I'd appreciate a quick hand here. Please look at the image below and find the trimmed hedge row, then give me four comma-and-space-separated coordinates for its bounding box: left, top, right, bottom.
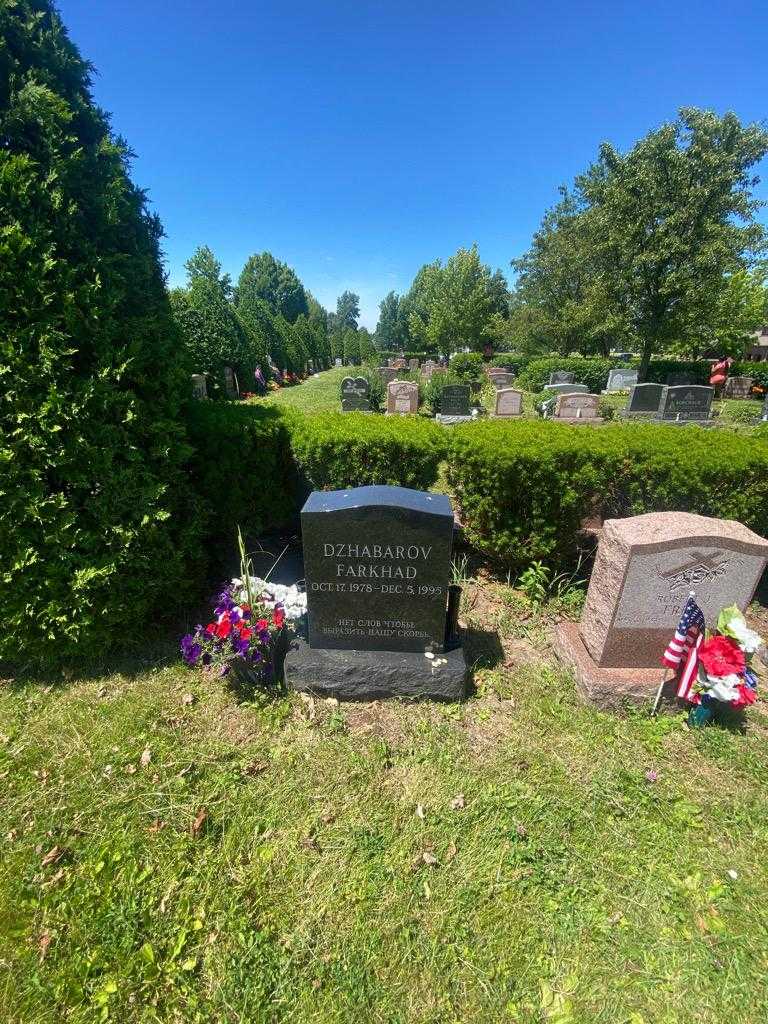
447, 420, 768, 571
186, 401, 297, 554
289, 412, 448, 491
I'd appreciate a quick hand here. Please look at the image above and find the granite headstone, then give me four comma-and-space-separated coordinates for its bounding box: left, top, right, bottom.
439, 385, 471, 417
494, 388, 522, 417
386, 380, 419, 415
191, 374, 207, 399
626, 383, 666, 416
723, 376, 753, 399
660, 385, 714, 422
550, 371, 576, 385
341, 376, 372, 412
605, 368, 638, 392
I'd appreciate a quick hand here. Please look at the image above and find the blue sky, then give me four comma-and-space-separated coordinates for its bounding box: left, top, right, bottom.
59, 0, 768, 328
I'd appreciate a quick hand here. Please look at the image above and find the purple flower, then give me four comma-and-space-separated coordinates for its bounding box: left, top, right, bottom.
180, 634, 202, 666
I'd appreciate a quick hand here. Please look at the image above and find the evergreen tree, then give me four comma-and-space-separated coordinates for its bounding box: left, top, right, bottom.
237, 251, 308, 322
0, 0, 201, 662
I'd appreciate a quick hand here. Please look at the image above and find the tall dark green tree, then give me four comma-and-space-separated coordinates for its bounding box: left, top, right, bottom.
173, 246, 252, 396
336, 290, 360, 331
237, 251, 308, 322
376, 291, 406, 350
0, 0, 201, 662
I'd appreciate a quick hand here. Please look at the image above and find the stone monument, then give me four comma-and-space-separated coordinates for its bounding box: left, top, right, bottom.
543, 383, 589, 397
555, 512, 768, 708
494, 388, 523, 418
223, 366, 238, 399
436, 384, 472, 424
191, 374, 207, 400
550, 371, 576, 385
379, 366, 398, 385
623, 383, 667, 418
604, 369, 638, 393
386, 380, 419, 415
284, 486, 468, 700
723, 376, 754, 399
341, 376, 372, 412
659, 385, 714, 422
552, 393, 603, 424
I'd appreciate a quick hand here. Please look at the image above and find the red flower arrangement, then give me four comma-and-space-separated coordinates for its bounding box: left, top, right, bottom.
698, 635, 746, 678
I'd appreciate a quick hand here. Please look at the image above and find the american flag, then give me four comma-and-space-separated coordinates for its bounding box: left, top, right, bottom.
662, 596, 706, 700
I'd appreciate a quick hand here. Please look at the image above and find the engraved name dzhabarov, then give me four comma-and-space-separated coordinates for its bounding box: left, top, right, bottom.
659, 551, 729, 592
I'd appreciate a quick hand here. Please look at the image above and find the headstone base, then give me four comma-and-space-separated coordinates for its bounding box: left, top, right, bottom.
554, 621, 674, 711
436, 414, 474, 425
284, 635, 468, 702
555, 416, 604, 425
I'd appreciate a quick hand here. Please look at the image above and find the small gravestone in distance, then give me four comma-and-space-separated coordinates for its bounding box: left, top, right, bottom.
341, 376, 372, 412
550, 370, 576, 385
392, 357, 408, 370
422, 360, 436, 378
379, 366, 398, 385
624, 383, 666, 417
543, 382, 589, 396
660, 385, 714, 422
386, 380, 418, 415
605, 368, 638, 393
284, 485, 468, 700
335, 358, 343, 367
553, 393, 603, 424
409, 358, 420, 373
555, 511, 768, 708
223, 366, 238, 399
494, 388, 522, 417
489, 371, 515, 389
666, 371, 695, 386
723, 376, 754, 399
437, 384, 472, 424
191, 374, 207, 399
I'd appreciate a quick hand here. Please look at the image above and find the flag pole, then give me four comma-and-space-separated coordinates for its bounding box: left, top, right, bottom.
651, 590, 696, 717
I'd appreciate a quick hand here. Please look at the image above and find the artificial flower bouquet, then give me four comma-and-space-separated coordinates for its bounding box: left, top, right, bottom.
688, 605, 763, 725
180, 532, 307, 686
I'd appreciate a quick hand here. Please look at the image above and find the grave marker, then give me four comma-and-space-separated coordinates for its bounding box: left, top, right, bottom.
543, 383, 589, 396
553, 393, 603, 424
191, 374, 207, 399
437, 384, 472, 423
386, 380, 419, 415
341, 376, 372, 412
723, 376, 754, 399
659, 385, 714, 422
605, 368, 638, 392
625, 383, 666, 416
284, 486, 468, 700
555, 512, 768, 707
494, 388, 522, 417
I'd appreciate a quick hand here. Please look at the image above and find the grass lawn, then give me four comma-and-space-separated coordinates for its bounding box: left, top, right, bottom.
2, 577, 768, 1023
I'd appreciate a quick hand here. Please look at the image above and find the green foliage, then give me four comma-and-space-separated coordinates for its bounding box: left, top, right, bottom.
516, 356, 623, 392
423, 370, 462, 412
185, 403, 296, 567
289, 413, 447, 490
449, 352, 485, 384
376, 291, 408, 350
172, 247, 253, 395
717, 399, 763, 425
488, 352, 535, 375
335, 291, 360, 331
0, 0, 202, 665
358, 365, 386, 410
447, 420, 768, 571
235, 251, 308, 322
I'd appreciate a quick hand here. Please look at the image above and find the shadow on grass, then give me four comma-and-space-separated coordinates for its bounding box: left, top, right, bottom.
462, 623, 505, 698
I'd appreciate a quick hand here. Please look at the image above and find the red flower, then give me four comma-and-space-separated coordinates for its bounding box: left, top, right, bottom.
273, 608, 285, 629
732, 684, 757, 709
205, 623, 216, 636
255, 618, 268, 632
239, 627, 252, 642
215, 619, 232, 639
699, 635, 746, 678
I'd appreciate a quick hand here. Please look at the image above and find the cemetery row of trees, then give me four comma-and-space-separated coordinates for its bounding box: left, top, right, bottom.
170, 248, 382, 394
376, 110, 768, 374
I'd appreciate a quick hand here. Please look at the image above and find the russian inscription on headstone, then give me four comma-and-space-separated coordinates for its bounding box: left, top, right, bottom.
660, 385, 713, 422
284, 486, 468, 700
494, 388, 522, 417
341, 376, 372, 411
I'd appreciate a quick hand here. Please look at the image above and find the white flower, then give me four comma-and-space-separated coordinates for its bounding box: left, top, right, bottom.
727, 617, 763, 654
703, 673, 741, 703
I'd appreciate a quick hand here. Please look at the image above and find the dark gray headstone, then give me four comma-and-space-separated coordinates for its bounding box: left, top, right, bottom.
440, 385, 471, 416
666, 372, 695, 386
490, 371, 515, 389
341, 376, 371, 412
627, 383, 666, 414
301, 486, 454, 653
660, 385, 714, 421
550, 371, 576, 384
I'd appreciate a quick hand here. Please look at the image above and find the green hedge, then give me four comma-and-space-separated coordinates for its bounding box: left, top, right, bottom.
516, 356, 628, 393
488, 353, 537, 376
186, 402, 297, 556
289, 412, 447, 490
447, 421, 768, 571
